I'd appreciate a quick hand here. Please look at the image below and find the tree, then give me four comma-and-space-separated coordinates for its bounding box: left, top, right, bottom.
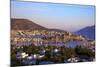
75, 46, 95, 58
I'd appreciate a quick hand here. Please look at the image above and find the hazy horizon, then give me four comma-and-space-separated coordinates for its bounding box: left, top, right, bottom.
11, 1, 95, 32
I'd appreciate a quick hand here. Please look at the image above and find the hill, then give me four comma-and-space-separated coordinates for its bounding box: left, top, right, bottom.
75, 25, 95, 40
11, 18, 47, 30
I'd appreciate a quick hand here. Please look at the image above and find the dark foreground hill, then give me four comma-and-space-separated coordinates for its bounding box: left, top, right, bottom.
11, 18, 47, 30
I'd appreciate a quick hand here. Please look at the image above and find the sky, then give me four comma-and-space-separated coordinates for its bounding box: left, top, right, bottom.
11, 1, 95, 32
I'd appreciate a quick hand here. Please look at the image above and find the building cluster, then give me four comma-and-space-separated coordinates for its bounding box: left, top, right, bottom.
11, 30, 85, 47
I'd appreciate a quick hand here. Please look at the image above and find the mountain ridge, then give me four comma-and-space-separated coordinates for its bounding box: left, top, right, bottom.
11, 18, 47, 30
11, 18, 67, 32
75, 25, 95, 40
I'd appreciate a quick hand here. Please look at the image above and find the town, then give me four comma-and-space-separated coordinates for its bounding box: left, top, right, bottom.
11, 29, 95, 66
